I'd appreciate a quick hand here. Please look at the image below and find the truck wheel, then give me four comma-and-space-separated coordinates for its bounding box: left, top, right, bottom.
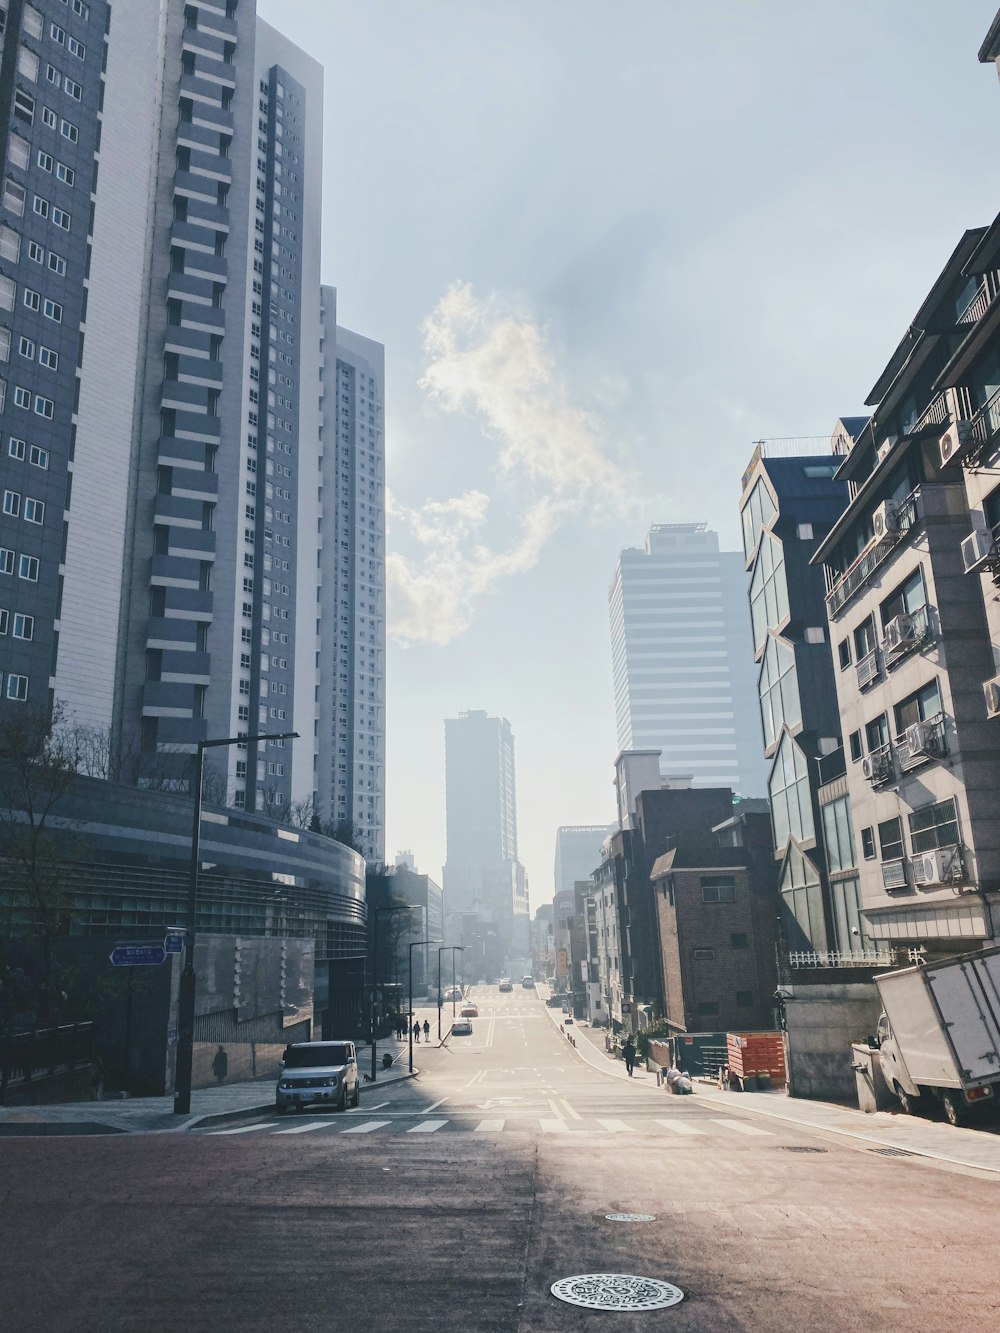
895, 1085, 917, 1115
941, 1091, 963, 1126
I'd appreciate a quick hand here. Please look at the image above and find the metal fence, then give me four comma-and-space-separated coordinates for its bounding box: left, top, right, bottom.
0, 1021, 95, 1103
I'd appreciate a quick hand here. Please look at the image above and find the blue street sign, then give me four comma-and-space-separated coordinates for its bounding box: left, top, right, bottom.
109, 945, 166, 967
164, 934, 184, 955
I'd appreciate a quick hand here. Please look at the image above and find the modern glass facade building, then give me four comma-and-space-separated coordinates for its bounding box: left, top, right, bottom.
609, 523, 767, 796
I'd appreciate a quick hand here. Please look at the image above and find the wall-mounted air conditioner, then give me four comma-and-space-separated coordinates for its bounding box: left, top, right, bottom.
882, 613, 916, 654
871, 500, 900, 541
985, 676, 1000, 719
862, 751, 891, 783
939, 420, 974, 468
911, 847, 959, 887
961, 524, 995, 575
904, 719, 941, 758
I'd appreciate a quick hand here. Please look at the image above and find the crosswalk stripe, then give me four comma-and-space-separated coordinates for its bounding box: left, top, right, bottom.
407, 1119, 447, 1133
474, 1119, 505, 1132
539, 1118, 569, 1133
654, 1119, 705, 1136
272, 1120, 331, 1135
596, 1118, 633, 1133
341, 1120, 391, 1134
710, 1118, 773, 1137
206, 1124, 269, 1136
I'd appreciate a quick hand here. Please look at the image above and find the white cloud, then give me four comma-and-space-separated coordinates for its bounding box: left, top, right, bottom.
388, 283, 626, 646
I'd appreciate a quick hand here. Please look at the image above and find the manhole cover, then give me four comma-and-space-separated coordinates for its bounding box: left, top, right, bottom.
551, 1274, 684, 1311
605, 1212, 656, 1222
869, 1147, 913, 1157
780, 1146, 827, 1153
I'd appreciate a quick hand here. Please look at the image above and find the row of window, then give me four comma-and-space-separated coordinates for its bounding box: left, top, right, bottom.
2, 490, 44, 523
0, 223, 68, 277
0, 609, 34, 639
11, 91, 79, 142
2, 672, 29, 701
7, 437, 49, 468
50, 22, 86, 59
847, 677, 942, 758
0, 272, 64, 322
838, 566, 926, 668
859, 796, 959, 862
0, 549, 39, 580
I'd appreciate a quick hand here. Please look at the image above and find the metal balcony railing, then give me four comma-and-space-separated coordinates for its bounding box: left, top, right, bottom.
966, 384, 1000, 466
786, 949, 892, 969
895, 712, 947, 773
882, 603, 932, 668
957, 271, 1000, 326
856, 648, 880, 690
865, 742, 894, 788
826, 490, 920, 619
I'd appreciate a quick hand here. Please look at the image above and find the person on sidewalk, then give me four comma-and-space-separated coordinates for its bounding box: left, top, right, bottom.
413, 1020, 421, 1044
622, 1035, 636, 1077
423, 1019, 431, 1044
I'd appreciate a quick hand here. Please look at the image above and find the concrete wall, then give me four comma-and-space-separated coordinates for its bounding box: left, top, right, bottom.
781, 981, 883, 1101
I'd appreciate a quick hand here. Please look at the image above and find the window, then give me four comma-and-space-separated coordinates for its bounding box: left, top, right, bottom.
23, 288, 40, 311
67, 35, 85, 59
860, 827, 876, 860
804, 626, 825, 644
37, 150, 53, 172
769, 731, 815, 845
736, 991, 754, 1008
33, 394, 53, 418
55, 162, 74, 186
59, 119, 78, 143
822, 795, 856, 873
46, 64, 61, 87
797, 522, 814, 540
13, 90, 36, 125
6, 674, 28, 701
0, 226, 21, 263
42, 298, 61, 321
730, 932, 748, 949
3, 490, 20, 516
29, 444, 48, 468
72, 0, 90, 18
51, 207, 70, 231
41, 106, 56, 129
38, 346, 57, 370
881, 566, 926, 629
12, 613, 33, 640
909, 798, 960, 854
749, 530, 788, 648
7, 136, 30, 171
3, 179, 26, 216
0, 548, 12, 575
758, 634, 800, 748
51, 22, 66, 44
0, 328, 9, 362
27, 239, 44, 264
63, 77, 81, 101
18, 335, 34, 360
47, 251, 66, 276
854, 614, 877, 661
9, 438, 26, 460
701, 876, 736, 904
22, 5, 43, 39
0, 277, 14, 314
878, 817, 904, 862
18, 554, 38, 580
13, 386, 30, 409
24, 497, 43, 523
18, 47, 40, 83
0, 610, 7, 634
894, 679, 942, 734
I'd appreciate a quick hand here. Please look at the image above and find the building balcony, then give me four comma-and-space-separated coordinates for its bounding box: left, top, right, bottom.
170, 467, 219, 502
882, 603, 933, 668
862, 743, 894, 788
146, 616, 199, 650
167, 268, 215, 306
894, 712, 947, 774
956, 270, 1000, 326
158, 437, 214, 471
856, 648, 880, 691
184, 200, 231, 234
163, 587, 213, 621
826, 489, 920, 619
174, 411, 221, 444
161, 650, 211, 685
166, 528, 215, 562
150, 554, 202, 591
141, 680, 196, 718
176, 355, 223, 388
153, 494, 204, 529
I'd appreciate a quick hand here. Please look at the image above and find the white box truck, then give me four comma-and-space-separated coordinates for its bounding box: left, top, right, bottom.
875, 944, 1000, 1125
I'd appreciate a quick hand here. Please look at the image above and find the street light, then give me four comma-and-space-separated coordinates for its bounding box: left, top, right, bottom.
370, 904, 416, 1082
173, 729, 299, 1115
437, 946, 463, 1042
408, 938, 440, 1073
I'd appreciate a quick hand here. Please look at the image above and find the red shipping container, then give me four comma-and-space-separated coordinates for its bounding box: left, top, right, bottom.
726, 1031, 786, 1082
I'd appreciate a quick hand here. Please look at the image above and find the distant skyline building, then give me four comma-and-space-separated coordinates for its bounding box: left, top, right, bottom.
553, 824, 615, 902
609, 524, 767, 796
443, 709, 529, 961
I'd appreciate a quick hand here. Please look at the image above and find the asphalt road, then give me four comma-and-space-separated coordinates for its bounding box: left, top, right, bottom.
3, 986, 999, 1332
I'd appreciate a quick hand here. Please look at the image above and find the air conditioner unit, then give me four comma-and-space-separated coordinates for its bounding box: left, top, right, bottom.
862, 752, 890, 783
911, 847, 958, 887
883, 613, 917, 653
904, 719, 941, 758
961, 525, 995, 575
939, 420, 974, 468
871, 500, 900, 541
984, 676, 1000, 719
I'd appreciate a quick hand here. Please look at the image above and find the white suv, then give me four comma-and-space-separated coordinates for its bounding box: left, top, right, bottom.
275, 1040, 360, 1114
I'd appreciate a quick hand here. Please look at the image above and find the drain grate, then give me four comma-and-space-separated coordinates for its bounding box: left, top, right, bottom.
551, 1275, 684, 1311
605, 1213, 656, 1222
780, 1146, 827, 1153
869, 1147, 913, 1157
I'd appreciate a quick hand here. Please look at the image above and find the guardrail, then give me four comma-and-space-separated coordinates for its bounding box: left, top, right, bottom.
0, 1021, 95, 1104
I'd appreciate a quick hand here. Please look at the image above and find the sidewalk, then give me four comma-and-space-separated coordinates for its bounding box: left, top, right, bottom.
555, 1002, 1000, 1178
0, 1035, 417, 1136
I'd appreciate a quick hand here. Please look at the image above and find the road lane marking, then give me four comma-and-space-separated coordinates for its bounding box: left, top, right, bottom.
546, 1098, 565, 1121
206, 1123, 270, 1135
272, 1120, 332, 1135
474, 1119, 505, 1132
596, 1118, 633, 1133
710, 1118, 773, 1137
341, 1120, 391, 1134
423, 1097, 448, 1113
654, 1119, 706, 1136
407, 1119, 447, 1133
349, 1102, 387, 1113
540, 1118, 569, 1133
561, 1099, 582, 1121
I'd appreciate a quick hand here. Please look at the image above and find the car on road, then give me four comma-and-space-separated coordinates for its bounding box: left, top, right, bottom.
499, 978, 513, 992
451, 1018, 473, 1036
443, 986, 463, 1002
521, 975, 535, 988
275, 1040, 360, 1114
461, 1003, 479, 1017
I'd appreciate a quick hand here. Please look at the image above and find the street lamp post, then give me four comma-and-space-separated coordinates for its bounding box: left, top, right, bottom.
173, 730, 298, 1115
370, 905, 415, 1082
408, 939, 440, 1073
437, 946, 463, 1041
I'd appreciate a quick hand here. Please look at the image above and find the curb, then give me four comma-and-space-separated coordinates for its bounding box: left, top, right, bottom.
188, 1068, 421, 1131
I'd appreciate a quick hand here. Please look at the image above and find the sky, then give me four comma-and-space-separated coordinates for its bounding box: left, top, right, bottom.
262, 0, 1000, 909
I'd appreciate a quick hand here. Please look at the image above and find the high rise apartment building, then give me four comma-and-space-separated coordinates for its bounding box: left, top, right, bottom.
609, 524, 767, 796
443, 709, 528, 959
553, 823, 615, 901
316, 292, 385, 863
0, 0, 384, 839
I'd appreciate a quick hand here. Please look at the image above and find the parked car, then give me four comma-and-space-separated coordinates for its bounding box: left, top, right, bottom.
451, 1018, 473, 1036
275, 1040, 360, 1114
461, 1003, 479, 1018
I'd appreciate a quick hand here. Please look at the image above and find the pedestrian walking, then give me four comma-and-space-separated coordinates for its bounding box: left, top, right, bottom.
622, 1035, 636, 1077
422, 1019, 430, 1044
413, 1020, 421, 1043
